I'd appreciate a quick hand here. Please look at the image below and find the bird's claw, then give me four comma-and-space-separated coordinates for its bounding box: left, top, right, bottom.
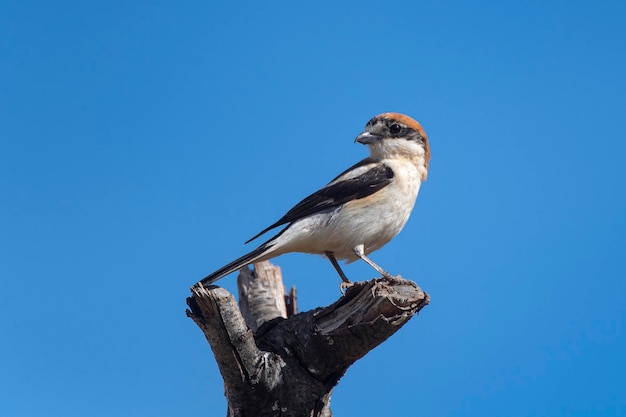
339, 280, 355, 295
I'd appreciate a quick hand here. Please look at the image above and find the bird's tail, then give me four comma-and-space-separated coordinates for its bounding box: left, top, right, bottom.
198, 243, 274, 287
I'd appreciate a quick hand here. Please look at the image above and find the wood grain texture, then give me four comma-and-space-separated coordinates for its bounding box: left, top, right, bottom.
186, 261, 429, 417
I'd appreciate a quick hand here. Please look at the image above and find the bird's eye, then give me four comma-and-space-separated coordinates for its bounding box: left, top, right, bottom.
389, 123, 402, 135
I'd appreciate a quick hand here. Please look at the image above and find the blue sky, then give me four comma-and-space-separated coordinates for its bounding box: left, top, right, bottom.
2, 1, 625, 416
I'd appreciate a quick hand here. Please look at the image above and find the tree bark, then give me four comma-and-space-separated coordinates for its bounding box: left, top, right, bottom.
186, 261, 429, 417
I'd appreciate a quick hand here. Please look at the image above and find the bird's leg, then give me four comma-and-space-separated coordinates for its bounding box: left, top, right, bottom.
325, 251, 351, 282
325, 251, 354, 293
353, 244, 395, 279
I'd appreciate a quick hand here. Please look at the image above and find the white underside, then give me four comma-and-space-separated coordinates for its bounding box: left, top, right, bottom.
263, 158, 422, 262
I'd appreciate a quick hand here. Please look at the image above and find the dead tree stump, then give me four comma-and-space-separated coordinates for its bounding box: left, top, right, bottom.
186, 260, 429, 417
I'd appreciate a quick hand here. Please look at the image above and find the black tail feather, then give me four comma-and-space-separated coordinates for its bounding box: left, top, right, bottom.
199, 244, 270, 287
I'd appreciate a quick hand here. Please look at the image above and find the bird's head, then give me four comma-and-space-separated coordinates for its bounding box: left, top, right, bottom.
355, 112, 430, 180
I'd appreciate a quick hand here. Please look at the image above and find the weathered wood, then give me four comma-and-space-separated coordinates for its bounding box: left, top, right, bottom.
286, 285, 298, 317
186, 261, 429, 417
237, 262, 288, 331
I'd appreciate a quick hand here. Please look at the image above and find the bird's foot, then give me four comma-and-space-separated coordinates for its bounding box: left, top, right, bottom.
339, 280, 355, 295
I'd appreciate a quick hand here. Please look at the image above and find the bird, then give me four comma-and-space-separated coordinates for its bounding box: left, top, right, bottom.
198, 112, 430, 288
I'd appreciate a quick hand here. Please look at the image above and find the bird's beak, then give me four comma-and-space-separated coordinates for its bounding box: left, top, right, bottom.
354, 131, 383, 145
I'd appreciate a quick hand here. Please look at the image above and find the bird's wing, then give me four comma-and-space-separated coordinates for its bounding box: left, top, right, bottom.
245, 161, 394, 244
328, 157, 377, 183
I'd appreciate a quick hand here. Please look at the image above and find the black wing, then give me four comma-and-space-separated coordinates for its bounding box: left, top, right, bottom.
245, 162, 394, 244
328, 157, 376, 182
